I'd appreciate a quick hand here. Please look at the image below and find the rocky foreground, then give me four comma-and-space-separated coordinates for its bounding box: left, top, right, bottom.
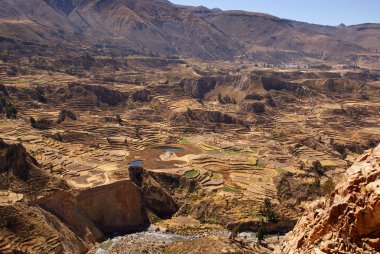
280, 145, 380, 254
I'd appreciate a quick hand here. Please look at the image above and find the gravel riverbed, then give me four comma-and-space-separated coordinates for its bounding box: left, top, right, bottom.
94, 226, 258, 254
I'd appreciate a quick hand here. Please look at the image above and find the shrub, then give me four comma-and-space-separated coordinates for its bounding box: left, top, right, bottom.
251, 102, 265, 114
57, 109, 77, 123
229, 224, 240, 241
218, 93, 237, 105
306, 177, 321, 196
35, 86, 47, 103
135, 126, 141, 139
1, 49, 9, 61
5, 103, 17, 118
116, 114, 122, 125
260, 198, 279, 223
310, 160, 325, 176
0, 96, 6, 111
6, 66, 17, 76
257, 226, 267, 243
186, 107, 195, 120
30, 117, 36, 126
321, 178, 335, 196
30, 117, 52, 130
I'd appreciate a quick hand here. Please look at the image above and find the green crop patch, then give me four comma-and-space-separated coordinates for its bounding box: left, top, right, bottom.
257, 161, 265, 168
223, 186, 242, 193
184, 169, 199, 178
247, 156, 258, 165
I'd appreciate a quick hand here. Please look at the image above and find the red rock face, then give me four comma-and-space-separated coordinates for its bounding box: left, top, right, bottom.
281, 145, 380, 254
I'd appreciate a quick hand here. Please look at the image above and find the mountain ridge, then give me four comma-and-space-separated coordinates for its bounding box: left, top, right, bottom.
0, 0, 380, 64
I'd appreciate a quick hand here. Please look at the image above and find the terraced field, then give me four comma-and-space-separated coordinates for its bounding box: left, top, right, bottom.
1, 57, 379, 253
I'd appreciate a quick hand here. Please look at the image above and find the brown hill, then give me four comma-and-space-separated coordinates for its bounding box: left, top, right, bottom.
0, 0, 379, 63
0, 0, 237, 59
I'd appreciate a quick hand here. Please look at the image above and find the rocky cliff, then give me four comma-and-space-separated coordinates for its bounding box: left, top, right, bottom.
129, 166, 181, 219
37, 180, 149, 238
280, 144, 380, 254
0, 139, 151, 253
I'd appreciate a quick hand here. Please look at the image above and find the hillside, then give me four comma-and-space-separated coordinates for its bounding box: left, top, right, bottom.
0, 0, 380, 64
0, 0, 237, 59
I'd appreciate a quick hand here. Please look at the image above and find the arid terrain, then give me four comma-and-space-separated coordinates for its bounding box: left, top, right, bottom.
0, 0, 380, 254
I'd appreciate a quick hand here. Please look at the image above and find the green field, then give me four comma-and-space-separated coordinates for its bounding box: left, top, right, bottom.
211, 173, 222, 179
223, 186, 242, 193
247, 156, 258, 165
257, 161, 265, 168
276, 167, 288, 174
184, 169, 199, 178
179, 138, 191, 145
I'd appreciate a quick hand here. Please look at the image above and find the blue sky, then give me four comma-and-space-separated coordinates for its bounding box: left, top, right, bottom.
171, 0, 380, 26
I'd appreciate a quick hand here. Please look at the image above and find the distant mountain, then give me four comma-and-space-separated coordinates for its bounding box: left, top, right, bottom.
0, 0, 379, 63
191, 9, 380, 61
0, 0, 237, 59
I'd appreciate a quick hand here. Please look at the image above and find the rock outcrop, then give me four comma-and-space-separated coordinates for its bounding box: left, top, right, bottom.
129, 166, 179, 219
180, 77, 218, 99
170, 108, 243, 126
0, 138, 66, 195
57, 109, 77, 123
37, 180, 149, 238
0, 140, 34, 181
76, 180, 149, 234
67, 83, 129, 106
281, 144, 380, 254
130, 89, 151, 102
240, 101, 266, 114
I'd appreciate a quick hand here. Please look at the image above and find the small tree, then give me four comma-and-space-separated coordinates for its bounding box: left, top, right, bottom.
229, 224, 240, 241
307, 177, 321, 196
30, 117, 36, 127
0, 96, 6, 111
30, 117, 52, 129
218, 93, 236, 105
1, 49, 9, 61
5, 103, 17, 118
187, 107, 194, 120
36, 86, 47, 103
7, 66, 18, 76
321, 178, 335, 196
257, 226, 267, 243
135, 126, 141, 139
260, 198, 279, 223
116, 114, 122, 125
310, 160, 324, 176
218, 93, 223, 104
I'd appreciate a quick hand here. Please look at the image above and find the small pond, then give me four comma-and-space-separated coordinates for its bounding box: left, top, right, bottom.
153, 146, 183, 152
128, 160, 143, 166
